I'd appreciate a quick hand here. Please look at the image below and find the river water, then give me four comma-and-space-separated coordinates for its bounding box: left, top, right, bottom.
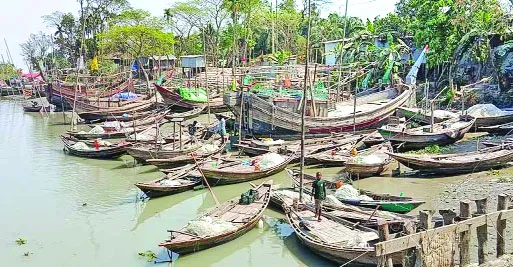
0, 99, 493, 267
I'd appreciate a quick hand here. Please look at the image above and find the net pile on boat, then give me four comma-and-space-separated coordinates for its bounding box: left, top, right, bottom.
197, 143, 219, 154
185, 216, 237, 237
97, 140, 112, 146
127, 133, 152, 141
159, 179, 182, 186
273, 189, 299, 200
103, 121, 121, 130
350, 154, 385, 165
466, 104, 509, 117
258, 153, 285, 170
346, 232, 380, 248
325, 195, 344, 206
259, 138, 285, 146
433, 110, 458, 119
89, 125, 106, 134
334, 185, 373, 201
71, 142, 90, 150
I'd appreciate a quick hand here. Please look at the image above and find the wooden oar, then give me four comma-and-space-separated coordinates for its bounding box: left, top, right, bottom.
191, 153, 220, 206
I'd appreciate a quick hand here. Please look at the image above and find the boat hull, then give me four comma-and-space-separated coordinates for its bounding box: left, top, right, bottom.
228, 86, 413, 136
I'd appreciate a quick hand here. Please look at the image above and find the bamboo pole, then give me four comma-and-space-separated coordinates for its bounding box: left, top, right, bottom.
203, 29, 210, 124
191, 154, 220, 206
299, 0, 312, 203
459, 200, 471, 266
497, 194, 509, 257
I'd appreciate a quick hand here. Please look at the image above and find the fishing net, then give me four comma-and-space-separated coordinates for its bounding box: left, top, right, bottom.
104, 121, 121, 130
258, 153, 285, 170
350, 154, 384, 165
334, 185, 373, 201
71, 142, 90, 150
197, 143, 219, 154
347, 232, 380, 248
466, 104, 508, 117
160, 179, 182, 186
89, 125, 106, 134
273, 189, 299, 200
185, 216, 237, 237
325, 195, 344, 206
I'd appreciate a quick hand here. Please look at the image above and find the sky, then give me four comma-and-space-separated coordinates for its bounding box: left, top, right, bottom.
0, 0, 395, 71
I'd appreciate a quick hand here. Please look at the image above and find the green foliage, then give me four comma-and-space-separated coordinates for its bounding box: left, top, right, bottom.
0, 64, 17, 80
99, 9, 174, 59
15, 238, 27, 245
406, 144, 454, 154
396, 0, 505, 66
138, 250, 157, 262
497, 176, 513, 183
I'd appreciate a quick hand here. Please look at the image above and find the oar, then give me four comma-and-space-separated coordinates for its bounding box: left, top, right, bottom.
191, 153, 220, 206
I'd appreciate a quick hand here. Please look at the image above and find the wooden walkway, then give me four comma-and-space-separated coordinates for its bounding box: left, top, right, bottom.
375, 195, 513, 266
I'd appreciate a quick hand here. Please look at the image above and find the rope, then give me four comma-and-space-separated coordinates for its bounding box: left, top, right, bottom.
339, 251, 369, 267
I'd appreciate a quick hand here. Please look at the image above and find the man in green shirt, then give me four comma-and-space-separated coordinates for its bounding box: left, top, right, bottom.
312, 172, 326, 222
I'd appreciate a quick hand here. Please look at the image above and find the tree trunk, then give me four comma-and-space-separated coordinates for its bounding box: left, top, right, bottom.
137, 59, 151, 90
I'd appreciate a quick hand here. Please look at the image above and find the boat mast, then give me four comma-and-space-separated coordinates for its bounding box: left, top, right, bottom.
299, 0, 312, 203
71, 0, 87, 130
335, 0, 349, 103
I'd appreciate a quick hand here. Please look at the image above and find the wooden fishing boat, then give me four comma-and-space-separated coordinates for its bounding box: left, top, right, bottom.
361, 131, 385, 147
165, 106, 205, 120
87, 111, 167, 131
286, 206, 399, 265
159, 180, 273, 254
146, 138, 227, 169
155, 84, 225, 110
77, 98, 155, 122
395, 106, 457, 124
226, 85, 413, 135
60, 135, 132, 159
135, 165, 201, 198
126, 128, 217, 162
67, 121, 163, 140
378, 117, 475, 150
271, 187, 415, 231
462, 112, 513, 128
287, 169, 424, 213
343, 143, 393, 177
305, 142, 355, 166
200, 153, 295, 185
388, 145, 513, 174
236, 133, 363, 157
23, 105, 43, 112
479, 122, 513, 135
47, 77, 133, 111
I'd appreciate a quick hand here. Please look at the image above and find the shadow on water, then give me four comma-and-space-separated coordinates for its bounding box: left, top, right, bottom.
132, 190, 206, 231
265, 216, 337, 267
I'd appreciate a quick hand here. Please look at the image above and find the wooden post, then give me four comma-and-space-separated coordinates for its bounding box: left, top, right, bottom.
475, 198, 488, 264
439, 209, 457, 225
172, 121, 176, 151
459, 200, 471, 266
497, 194, 509, 257
179, 121, 183, 150
378, 221, 393, 267
430, 100, 435, 133
403, 220, 417, 267
418, 210, 433, 230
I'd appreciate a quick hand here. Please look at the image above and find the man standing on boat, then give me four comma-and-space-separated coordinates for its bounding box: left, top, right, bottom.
312, 172, 326, 222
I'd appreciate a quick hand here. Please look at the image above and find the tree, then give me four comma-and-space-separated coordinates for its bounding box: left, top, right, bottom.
20, 32, 53, 80
99, 9, 174, 87
0, 63, 17, 80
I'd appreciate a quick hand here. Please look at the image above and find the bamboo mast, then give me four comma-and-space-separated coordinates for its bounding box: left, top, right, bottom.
71, 0, 87, 131
299, 0, 312, 203
202, 28, 210, 124
335, 0, 349, 102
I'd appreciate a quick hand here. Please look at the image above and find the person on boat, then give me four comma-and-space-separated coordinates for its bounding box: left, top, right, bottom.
216, 115, 227, 141
188, 121, 198, 143
312, 172, 327, 222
